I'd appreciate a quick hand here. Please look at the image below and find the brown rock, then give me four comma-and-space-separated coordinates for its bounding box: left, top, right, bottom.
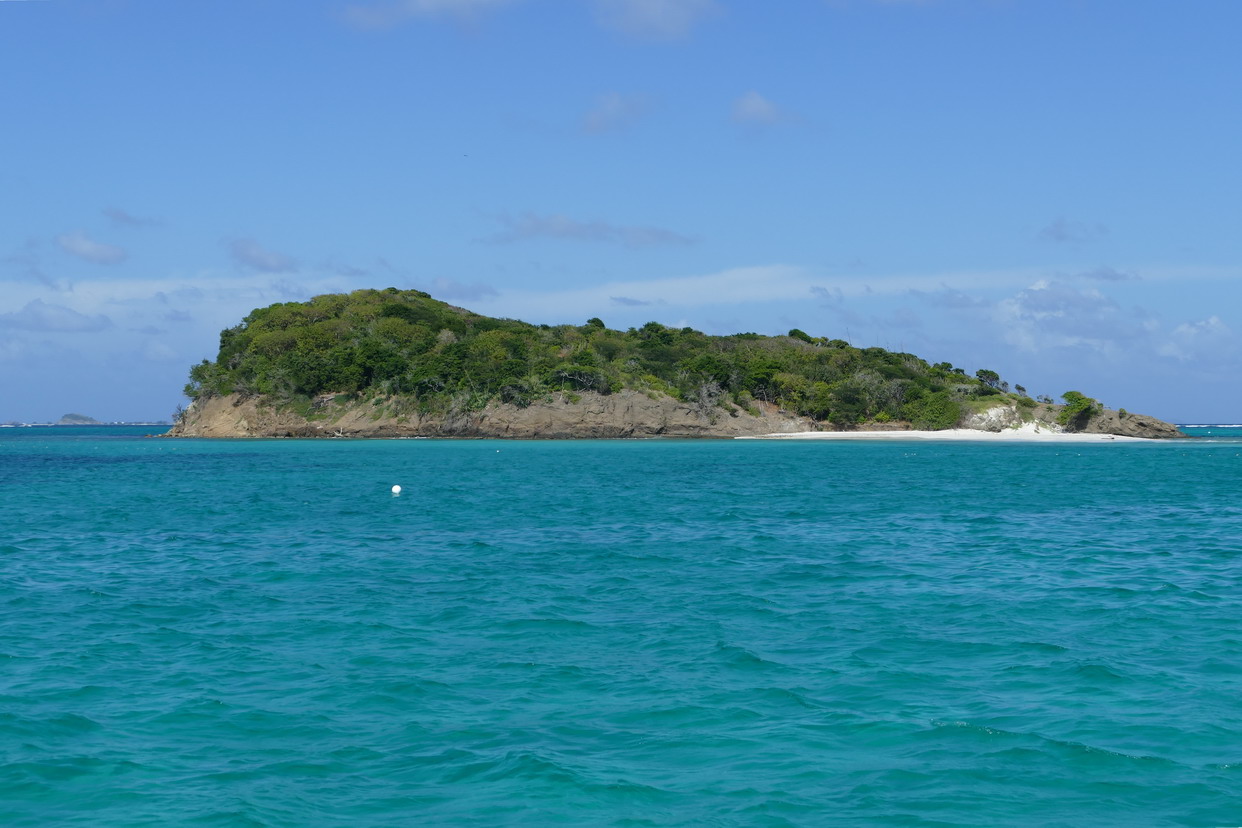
167, 390, 820, 439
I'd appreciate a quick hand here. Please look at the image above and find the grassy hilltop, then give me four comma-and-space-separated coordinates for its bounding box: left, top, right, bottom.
184, 287, 1061, 431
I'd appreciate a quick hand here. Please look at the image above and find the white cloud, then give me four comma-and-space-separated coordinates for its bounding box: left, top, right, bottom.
229, 238, 297, 273
1007, 279, 1114, 317
583, 92, 649, 134
1174, 315, 1230, 338
593, 0, 718, 39
1158, 315, 1233, 361
344, 0, 515, 29
56, 231, 127, 265
992, 279, 1166, 362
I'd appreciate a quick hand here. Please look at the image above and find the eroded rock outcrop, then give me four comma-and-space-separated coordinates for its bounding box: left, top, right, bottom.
168, 390, 821, 439
960, 402, 1186, 439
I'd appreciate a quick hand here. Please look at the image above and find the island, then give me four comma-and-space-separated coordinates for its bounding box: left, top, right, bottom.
168, 288, 1185, 440
57, 413, 102, 425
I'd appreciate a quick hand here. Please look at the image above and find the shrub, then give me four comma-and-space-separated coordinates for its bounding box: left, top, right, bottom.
902, 391, 961, 430
1057, 391, 1099, 430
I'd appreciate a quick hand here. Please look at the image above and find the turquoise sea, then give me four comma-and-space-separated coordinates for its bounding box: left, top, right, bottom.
3, 425, 1242, 826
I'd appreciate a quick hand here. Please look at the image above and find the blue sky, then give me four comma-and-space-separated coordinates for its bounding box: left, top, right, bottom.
2, 0, 1239, 423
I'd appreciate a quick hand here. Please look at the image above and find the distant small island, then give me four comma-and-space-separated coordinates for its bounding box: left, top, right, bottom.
170, 288, 1186, 440
1, 415, 169, 428
57, 413, 101, 426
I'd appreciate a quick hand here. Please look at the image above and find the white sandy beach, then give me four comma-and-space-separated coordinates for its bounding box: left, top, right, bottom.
743, 422, 1153, 442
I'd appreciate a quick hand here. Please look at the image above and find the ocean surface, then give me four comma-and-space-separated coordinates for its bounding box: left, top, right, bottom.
3, 425, 1242, 827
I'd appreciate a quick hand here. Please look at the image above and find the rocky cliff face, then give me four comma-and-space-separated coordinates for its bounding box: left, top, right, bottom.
169, 393, 1188, 440
959, 402, 1187, 439
1077, 407, 1188, 439
168, 390, 821, 439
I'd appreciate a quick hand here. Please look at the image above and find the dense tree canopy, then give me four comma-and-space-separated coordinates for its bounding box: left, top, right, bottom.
184, 288, 1029, 428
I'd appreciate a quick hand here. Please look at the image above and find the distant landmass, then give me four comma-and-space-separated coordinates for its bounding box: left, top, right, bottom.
0, 418, 169, 428
169, 288, 1186, 440
57, 413, 101, 425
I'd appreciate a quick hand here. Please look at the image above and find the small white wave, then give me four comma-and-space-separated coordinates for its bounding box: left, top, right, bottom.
1179, 424, 1242, 429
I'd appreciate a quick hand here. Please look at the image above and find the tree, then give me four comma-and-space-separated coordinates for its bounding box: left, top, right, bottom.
902, 391, 961, 430
975, 369, 1001, 389
1057, 391, 1099, 431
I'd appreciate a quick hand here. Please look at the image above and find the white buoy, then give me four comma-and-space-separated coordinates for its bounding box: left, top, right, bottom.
391, 485, 402, 495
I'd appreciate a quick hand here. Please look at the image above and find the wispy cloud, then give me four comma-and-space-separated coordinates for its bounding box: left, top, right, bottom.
344, 0, 716, 38
1007, 279, 1115, 317
823, 0, 935, 7
593, 0, 719, 39
810, 285, 867, 326
56, 231, 127, 265
103, 206, 159, 227
344, 0, 515, 29
485, 212, 695, 248
464, 264, 1073, 326
2, 243, 61, 289
583, 92, 650, 134
908, 285, 989, 308
423, 277, 498, 302
229, 238, 297, 273
470, 265, 822, 323
1038, 217, 1108, 244
731, 90, 785, 125
994, 279, 1145, 356
1158, 315, 1233, 361
1076, 266, 1138, 282
0, 299, 112, 333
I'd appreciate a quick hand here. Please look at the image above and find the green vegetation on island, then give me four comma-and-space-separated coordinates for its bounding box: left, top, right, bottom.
56, 413, 101, 426
183, 288, 1068, 430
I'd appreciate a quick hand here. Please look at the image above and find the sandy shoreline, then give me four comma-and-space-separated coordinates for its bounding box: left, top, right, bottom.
742, 423, 1154, 443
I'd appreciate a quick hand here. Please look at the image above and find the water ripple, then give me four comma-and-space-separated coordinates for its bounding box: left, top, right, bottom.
3, 433, 1242, 824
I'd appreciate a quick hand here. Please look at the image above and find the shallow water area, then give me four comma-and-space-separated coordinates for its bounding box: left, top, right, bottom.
2, 426, 1242, 826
